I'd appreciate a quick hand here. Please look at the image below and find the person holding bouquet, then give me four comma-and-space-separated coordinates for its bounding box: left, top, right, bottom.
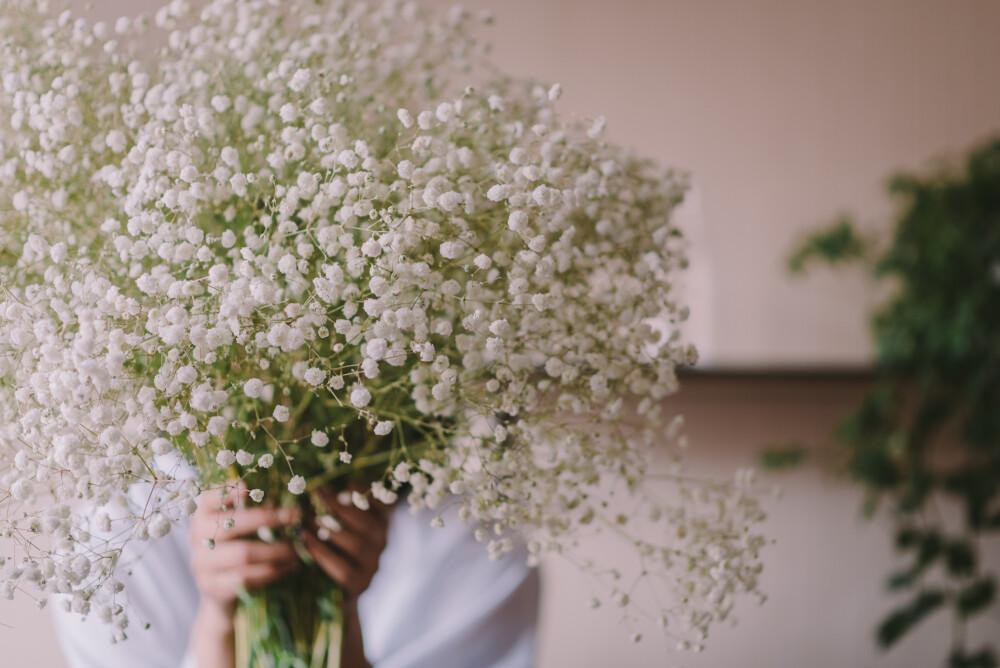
54, 482, 540, 668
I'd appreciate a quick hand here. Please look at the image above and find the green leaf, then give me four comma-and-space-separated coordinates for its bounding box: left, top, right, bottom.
850, 444, 901, 490
886, 570, 917, 591
894, 527, 922, 550
956, 578, 996, 619
886, 531, 943, 590
860, 491, 882, 519
876, 590, 946, 649
758, 444, 807, 471
944, 541, 977, 577
949, 647, 999, 668
788, 217, 869, 274
897, 468, 933, 513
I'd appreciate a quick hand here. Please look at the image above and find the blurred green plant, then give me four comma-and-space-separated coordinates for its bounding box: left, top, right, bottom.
758, 443, 808, 471
788, 216, 871, 274
790, 138, 1000, 667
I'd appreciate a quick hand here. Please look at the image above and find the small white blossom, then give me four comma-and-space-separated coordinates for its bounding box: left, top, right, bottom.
207, 416, 227, 436
12, 191, 29, 211
350, 386, 372, 407
508, 210, 528, 233
288, 475, 307, 495
211, 95, 232, 112
588, 115, 607, 139
279, 103, 298, 123
151, 438, 172, 455
216, 450, 237, 467
289, 68, 311, 92
220, 147, 239, 167
361, 237, 381, 257
148, 515, 172, 538
489, 319, 512, 337
435, 102, 455, 123
417, 110, 435, 130
179, 165, 199, 183
106, 130, 127, 153
304, 367, 325, 386
351, 491, 370, 510
230, 173, 248, 195
486, 184, 507, 202
437, 192, 462, 212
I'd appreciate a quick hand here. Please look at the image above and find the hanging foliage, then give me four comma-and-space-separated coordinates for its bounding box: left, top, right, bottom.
790, 137, 1000, 667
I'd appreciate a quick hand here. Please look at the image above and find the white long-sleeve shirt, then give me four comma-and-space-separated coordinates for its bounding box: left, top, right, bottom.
52, 502, 540, 668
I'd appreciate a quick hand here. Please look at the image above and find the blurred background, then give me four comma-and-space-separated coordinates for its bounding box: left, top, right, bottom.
4, 1, 1000, 666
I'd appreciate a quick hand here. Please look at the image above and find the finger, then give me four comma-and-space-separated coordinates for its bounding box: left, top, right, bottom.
301, 530, 360, 587
308, 520, 368, 564
217, 506, 300, 539
192, 539, 298, 570
197, 482, 248, 511
314, 509, 388, 554
315, 485, 390, 517
195, 506, 300, 540
240, 559, 301, 589
345, 483, 394, 518
314, 488, 389, 534
205, 559, 300, 597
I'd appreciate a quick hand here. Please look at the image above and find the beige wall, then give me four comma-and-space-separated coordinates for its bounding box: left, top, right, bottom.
448, 0, 1000, 367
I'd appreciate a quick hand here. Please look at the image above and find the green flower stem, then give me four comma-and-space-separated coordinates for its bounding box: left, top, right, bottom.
235, 562, 343, 668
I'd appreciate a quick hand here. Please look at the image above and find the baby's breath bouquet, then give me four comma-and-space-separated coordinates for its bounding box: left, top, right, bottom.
0, 0, 767, 662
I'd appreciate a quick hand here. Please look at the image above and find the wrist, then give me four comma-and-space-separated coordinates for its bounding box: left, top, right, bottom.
340, 596, 370, 668
188, 599, 237, 668
194, 599, 236, 637
341, 594, 360, 615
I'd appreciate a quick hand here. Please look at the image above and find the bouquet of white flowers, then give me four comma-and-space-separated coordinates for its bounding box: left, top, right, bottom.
0, 0, 766, 663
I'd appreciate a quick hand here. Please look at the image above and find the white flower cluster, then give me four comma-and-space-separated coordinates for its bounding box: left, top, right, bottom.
0, 0, 765, 647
